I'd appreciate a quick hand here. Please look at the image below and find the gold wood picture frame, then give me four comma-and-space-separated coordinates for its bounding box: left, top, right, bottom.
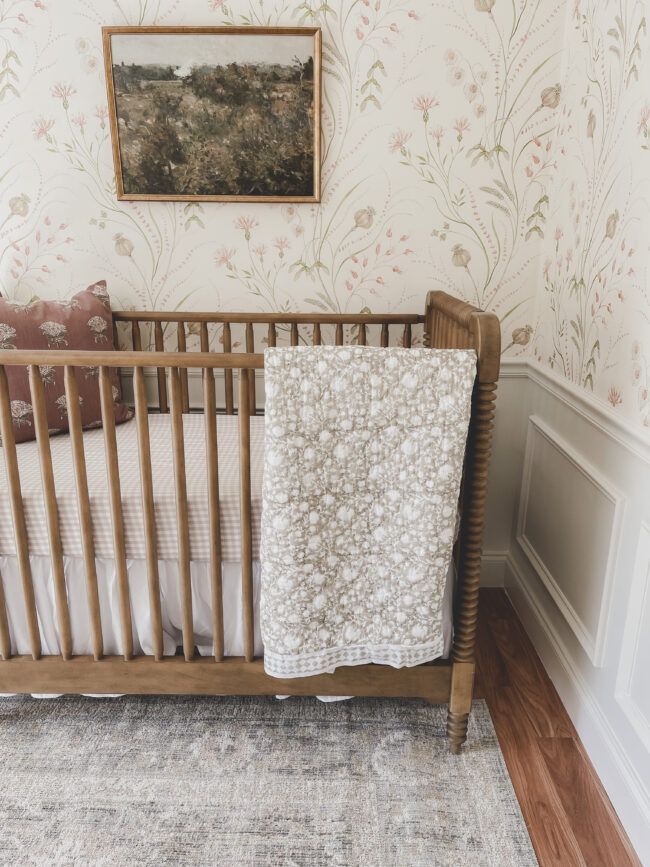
102, 26, 322, 203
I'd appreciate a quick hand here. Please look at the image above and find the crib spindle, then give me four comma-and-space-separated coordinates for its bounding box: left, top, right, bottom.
177, 324, 190, 413
154, 321, 169, 413
170, 367, 194, 662
222, 323, 234, 415
0, 565, 11, 659
29, 365, 72, 660
381, 323, 389, 347
403, 323, 412, 348
357, 323, 367, 345
64, 366, 103, 661
99, 366, 134, 661
202, 365, 224, 662
313, 323, 321, 345
199, 322, 209, 353
238, 369, 255, 662
245, 323, 256, 416
0, 366, 41, 659
131, 320, 142, 351
290, 322, 299, 346
267, 323, 276, 348
335, 323, 343, 345
133, 365, 164, 662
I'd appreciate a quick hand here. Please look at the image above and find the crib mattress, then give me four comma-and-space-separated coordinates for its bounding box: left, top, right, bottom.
0, 414, 264, 561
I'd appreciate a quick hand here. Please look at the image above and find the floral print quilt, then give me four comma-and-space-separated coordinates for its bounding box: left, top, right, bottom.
260, 345, 476, 678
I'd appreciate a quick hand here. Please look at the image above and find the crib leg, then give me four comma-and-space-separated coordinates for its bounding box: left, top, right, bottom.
447, 661, 475, 754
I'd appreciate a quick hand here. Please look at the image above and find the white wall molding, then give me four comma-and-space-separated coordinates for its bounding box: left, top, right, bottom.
515, 415, 625, 667
615, 522, 650, 752
524, 359, 650, 465
506, 549, 650, 864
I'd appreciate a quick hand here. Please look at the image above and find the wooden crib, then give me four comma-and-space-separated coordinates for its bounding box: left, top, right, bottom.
0, 290, 499, 753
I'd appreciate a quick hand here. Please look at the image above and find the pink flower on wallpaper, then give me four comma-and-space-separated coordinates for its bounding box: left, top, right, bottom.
215, 247, 235, 267
253, 245, 267, 260
637, 104, 650, 137
413, 95, 438, 113
234, 216, 258, 240
51, 83, 75, 103
209, 0, 225, 8
72, 114, 87, 131
607, 387, 623, 408
453, 117, 470, 140
273, 237, 290, 258
430, 126, 445, 143
444, 49, 459, 66
32, 117, 54, 140
448, 67, 466, 86
389, 129, 412, 153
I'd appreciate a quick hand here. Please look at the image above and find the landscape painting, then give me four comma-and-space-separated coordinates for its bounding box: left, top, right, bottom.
102, 27, 321, 202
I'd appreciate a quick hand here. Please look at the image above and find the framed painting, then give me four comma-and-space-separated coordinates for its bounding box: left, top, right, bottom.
102, 26, 321, 202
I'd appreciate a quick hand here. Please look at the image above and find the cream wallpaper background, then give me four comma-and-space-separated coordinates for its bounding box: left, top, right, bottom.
533, 0, 650, 428
0, 0, 648, 427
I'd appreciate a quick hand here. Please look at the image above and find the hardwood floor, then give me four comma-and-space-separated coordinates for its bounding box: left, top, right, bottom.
475, 589, 640, 867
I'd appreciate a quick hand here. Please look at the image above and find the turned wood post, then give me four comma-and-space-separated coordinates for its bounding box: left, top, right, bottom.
425, 292, 501, 754
448, 310, 500, 753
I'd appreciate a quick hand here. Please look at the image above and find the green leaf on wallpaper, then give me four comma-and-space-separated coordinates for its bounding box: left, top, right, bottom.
525, 226, 543, 240
305, 298, 329, 312
0, 83, 19, 100
607, 28, 619, 38
627, 65, 638, 84
487, 200, 510, 216
495, 180, 516, 202
570, 319, 581, 337
571, 336, 580, 354
609, 45, 621, 56
615, 15, 625, 37
480, 186, 504, 199
360, 94, 380, 111
592, 339, 600, 358
584, 373, 594, 390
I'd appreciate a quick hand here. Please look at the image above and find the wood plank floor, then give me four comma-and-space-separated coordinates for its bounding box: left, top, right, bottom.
475, 589, 640, 867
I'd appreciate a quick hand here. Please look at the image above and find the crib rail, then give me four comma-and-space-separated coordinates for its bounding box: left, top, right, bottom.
115, 310, 424, 415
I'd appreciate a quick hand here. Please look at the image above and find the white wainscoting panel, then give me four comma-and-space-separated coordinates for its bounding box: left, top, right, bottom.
516, 415, 625, 666
616, 522, 650, 751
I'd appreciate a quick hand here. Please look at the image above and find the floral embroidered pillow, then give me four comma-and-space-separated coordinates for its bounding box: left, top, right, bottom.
0, 281, 132, 444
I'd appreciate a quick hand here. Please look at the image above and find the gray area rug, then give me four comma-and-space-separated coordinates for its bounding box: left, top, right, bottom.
0, 695, 536, 866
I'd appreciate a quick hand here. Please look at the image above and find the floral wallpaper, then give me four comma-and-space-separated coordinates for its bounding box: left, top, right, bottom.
0, 0, 564, 349
533, 0, 650, 428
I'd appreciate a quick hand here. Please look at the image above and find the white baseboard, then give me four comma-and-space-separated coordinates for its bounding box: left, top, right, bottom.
505, 550, 650, 864
480, 550, 509, 587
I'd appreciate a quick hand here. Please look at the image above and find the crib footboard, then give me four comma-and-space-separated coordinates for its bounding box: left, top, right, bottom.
0, 294, 500, 754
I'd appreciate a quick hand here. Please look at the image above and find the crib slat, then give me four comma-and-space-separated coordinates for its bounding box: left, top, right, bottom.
312, 323, 321, 345
335, 323, 343, 345
154, 321, 169, 413
290, 322, 299, 346
98, 367, 134, 661
170, 367, 194, 662
131, 320, 142, 351
238, 370, 254, 662
403, 323, 412, 348
64, 366, 103, 661
177, 325, 190, 413
0, 366, 41, 659
245, 323, 256, 416
357, 323, 367, 346
267, 323, 276, 348
381, 323, 389, 347
199, 322, 209, 354
0, 564, 11, 659
202, 365, 224, 662
133, 365, 164, 662
222, 323, 234, 415
29, 365, 72, 660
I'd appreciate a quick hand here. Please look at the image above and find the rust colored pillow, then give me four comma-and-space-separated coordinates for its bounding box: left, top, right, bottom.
0, 281, 132, 444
